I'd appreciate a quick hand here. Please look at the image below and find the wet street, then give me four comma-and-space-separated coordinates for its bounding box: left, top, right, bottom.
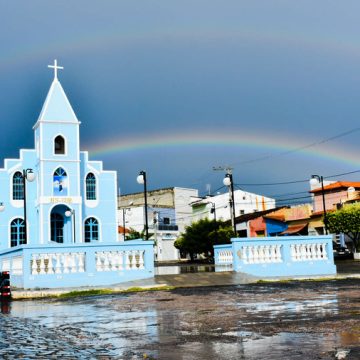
1, 278, 360, 359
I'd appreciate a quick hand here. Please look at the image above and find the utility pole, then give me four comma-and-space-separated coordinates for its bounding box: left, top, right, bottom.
213, 166, 237, 235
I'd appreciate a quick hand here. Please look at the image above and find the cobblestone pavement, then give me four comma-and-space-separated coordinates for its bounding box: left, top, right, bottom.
2, 278, 360, 359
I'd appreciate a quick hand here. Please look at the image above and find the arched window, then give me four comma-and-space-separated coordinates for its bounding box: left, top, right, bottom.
53, 167, 68, 195
51, 213, 64, 243
86, 173, 96, 200
84, 217, 99, 242
54, 135, 65, 154
10, 218, 25, 247
13, 171, 24, 200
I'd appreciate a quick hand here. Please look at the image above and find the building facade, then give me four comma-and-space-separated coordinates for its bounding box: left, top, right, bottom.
118, 187, 198, 261
0, 61, 154, 288
0, 63, 118, 248
191, 189, 276, 225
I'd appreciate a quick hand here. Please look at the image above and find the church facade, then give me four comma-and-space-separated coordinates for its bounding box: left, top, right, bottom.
0, 61, 154, 289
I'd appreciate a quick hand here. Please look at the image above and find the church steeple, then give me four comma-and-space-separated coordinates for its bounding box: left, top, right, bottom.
33, 60, 79, 129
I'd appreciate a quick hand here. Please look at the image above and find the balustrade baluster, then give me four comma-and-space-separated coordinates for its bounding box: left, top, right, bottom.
47, 254, 54, 274
78, 253, 85, 272
31, 255, 38, 274
39, 254, 46, 274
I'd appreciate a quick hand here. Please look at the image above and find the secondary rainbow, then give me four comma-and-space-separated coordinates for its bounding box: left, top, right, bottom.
85, 131, 360, 168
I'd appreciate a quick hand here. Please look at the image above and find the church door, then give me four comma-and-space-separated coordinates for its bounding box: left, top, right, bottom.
51, 213, 64, 243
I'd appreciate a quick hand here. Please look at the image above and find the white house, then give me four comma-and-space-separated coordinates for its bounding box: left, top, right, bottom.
191, 189, 276, 224
118, 187, 198, 261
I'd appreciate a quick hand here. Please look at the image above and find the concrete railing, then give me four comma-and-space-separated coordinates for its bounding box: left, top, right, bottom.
0, 240, 154, 289
215, 235, 336, 277
214, 244, 233, 265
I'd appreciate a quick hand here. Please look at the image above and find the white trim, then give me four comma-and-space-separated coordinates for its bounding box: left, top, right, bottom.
39, 159, 81, 163
8, 216, 26, 248
86, 164, 100, 176
33, 120, 81, 130
84, 172, 99, 208
33, 79, 80, 129
10, 170, 24, 208
37, 196, 82, 205
7, 162, 22, 175
52, 133, 67, 156
114, 170, 118, 241
84, 215, 102, 243
40, 204, 44, 244
51, 164, 70, 197
47, 203, 74, 244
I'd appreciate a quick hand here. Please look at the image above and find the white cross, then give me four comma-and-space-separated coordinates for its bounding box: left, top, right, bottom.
48, 59, 64, 80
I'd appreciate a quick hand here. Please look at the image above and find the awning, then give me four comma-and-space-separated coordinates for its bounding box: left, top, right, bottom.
280, 223, 308, 235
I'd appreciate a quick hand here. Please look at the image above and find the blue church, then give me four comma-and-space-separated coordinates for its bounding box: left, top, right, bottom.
0, 61, 154, 289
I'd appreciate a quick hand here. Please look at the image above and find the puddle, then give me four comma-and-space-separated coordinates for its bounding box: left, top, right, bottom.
155, 264, 215, 275
4, 281, 360, 359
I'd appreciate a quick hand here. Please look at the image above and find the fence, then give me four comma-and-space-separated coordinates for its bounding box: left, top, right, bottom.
0, 240, 154, 289
214, 235, 336, 277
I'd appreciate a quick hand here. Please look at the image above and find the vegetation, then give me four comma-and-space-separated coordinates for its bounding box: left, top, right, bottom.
125, 228, 142, 240
327, 203, 360, 251
56, 286, 175, 299
174, 218, 235, 260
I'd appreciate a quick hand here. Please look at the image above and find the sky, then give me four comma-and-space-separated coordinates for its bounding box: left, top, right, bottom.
1, 1, 360, 205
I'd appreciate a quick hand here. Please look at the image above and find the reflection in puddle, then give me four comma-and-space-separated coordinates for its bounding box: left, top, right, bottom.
155, 264, 215, 275
4, 286, 359, 359
242, 296, 339, 319
172, 332, 344, 360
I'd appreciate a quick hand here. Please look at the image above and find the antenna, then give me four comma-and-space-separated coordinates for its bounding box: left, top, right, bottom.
212, 165, 233, 174
206, 183, 211, 195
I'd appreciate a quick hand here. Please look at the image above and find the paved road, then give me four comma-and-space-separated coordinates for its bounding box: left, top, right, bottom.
3, 276, 360, 359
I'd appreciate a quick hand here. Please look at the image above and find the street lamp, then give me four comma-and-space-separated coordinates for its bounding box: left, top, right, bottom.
209, 202, 218, 243
209, 202, 217, 222
310, 175, 327, 235
223, 172, 237, 235
137, 170, 149, 240
22, 169, 36, 243
65, 209, 76, 243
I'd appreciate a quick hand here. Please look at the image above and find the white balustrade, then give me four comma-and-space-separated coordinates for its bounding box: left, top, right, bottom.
95, 250, 145, 272
31, 252, 86, 275
217, 250, 233, 264
12, 256, 23, 275
238, 245, 283, 264
290, 242, 328, 262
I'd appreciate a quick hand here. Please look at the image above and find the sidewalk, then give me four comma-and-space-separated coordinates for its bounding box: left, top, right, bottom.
11, 260, 360, 299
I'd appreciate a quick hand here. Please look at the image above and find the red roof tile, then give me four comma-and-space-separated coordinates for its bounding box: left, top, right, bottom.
310, 181, 360, 194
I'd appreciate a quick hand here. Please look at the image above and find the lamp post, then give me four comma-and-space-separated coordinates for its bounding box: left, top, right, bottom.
137, 170, 149, 240
310, 175, 327, 235
209, 202, 218, 243
65, 209, 76, 243
22, 169, 36, 243
223, 172, 236, 235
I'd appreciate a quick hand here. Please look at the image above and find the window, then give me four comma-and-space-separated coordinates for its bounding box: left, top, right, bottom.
51, 213, 64, 243
11, 218, 25, 247
84, 217, 99, 242
53, 167, 68, 196
54, 135, 65, 154
13, 172, 24, 200
86, 173, 96, 200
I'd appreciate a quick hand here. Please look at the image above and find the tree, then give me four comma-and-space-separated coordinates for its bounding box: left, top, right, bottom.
174, 218, 234, 260
326, 203, 360, 252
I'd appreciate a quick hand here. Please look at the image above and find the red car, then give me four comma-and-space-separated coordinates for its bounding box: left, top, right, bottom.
0, 271, 11, 299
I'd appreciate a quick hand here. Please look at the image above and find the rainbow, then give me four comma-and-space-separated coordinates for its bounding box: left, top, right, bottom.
84, 131, 360, 168
1, 26, 360, 74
